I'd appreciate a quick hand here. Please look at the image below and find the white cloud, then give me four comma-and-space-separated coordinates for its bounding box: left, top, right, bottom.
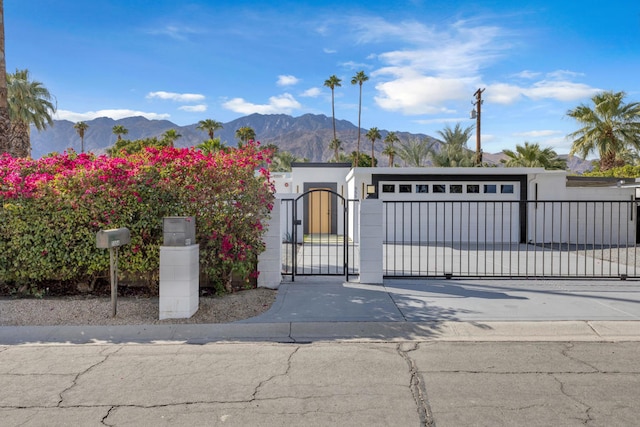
145, 25, 204, 41
56, 109, 170, 122
485, 83, 524, 104
222, 93, 302, 114
524, 80, 600, 101
350, 17, 600, 115
486, 76, 600, 105
179, 104, 207, 112
147, 91, 206, 103
512, 70, 542, 79
301, 87, 322, 97
340, 60, 369, 70
373, 69, 470, 114
323, 48, 337, 54
277, 75, 300, 86
512, 130, 563, 138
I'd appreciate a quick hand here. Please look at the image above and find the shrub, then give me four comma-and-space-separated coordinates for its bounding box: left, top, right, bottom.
0, 143, 274, 295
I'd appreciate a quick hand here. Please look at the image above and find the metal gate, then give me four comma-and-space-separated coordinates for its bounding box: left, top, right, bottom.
383, 199, 639, 279
281, 189, 359, 281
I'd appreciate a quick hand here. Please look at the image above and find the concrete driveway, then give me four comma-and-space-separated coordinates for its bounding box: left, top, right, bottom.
243, 277, 640, 323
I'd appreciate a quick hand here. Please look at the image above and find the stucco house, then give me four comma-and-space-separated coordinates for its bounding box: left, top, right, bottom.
258, 163, 638, 285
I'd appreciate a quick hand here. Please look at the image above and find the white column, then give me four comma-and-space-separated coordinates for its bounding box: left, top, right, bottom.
359, 199, 383, 284
258, 200, 282, 289
159, 245, 199, 319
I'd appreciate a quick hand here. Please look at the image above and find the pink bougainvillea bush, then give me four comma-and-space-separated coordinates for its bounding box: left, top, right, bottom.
0, 143, 275, 295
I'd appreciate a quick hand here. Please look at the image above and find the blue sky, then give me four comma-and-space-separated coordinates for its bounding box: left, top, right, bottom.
5, 0, 640, 154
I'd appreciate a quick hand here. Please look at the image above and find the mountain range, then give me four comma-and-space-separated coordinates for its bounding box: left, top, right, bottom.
30, 113, 593, 173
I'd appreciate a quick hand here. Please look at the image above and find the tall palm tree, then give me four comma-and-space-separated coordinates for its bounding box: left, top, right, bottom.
0, 2, 10, 156
196, 119, 223, 140
567, 91, 640, 171
161, 128, 182, 148
396, 138, 433, 167
501, 142, 567, 170
324, 75, 342, 149
112, 125, 128, 141
365, 127, 381, 167
383, 131, 399, 166
351, 70, 369, 166
7, 69, 56, 158
235, 126, 256, 147
431, 123, 475, 167
73, 121, 89, 153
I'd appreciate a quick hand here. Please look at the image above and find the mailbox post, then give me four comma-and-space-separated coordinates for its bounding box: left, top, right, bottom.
96, 228, 131, 317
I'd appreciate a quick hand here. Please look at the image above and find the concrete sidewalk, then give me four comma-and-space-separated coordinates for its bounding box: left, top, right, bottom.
1, 277, 639, 344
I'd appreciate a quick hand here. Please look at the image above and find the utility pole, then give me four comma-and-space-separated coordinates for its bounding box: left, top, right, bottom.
471, 88, 485, 166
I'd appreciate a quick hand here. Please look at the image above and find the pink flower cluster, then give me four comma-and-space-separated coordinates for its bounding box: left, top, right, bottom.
1, 143, 276, 287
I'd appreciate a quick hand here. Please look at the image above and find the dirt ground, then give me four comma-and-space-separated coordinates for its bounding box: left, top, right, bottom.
0, 287, 277, 326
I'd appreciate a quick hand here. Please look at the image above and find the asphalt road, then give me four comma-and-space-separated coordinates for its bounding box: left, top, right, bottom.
1, 340, 638, 426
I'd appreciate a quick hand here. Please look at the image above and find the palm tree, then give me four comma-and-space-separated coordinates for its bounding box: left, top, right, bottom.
383, 131, 399, 166
501, 142, 567, 170
365, 127, 381, 167
0, 2, 10, 156
567, 91, 640, 171
235, 126, 256, 147
7, 69, 56, 158
197, 137, 227, 154
323, 75, 342, 140
196, 119, 223, 140
161, 129, 182, 147
73, 121, 89, 153
351, 70, 369, 166
271, 150, 305, 172
396, 138, 434, 167
431, 123, 475, 167
328, 138, 343, 161
112, 125, 128, 141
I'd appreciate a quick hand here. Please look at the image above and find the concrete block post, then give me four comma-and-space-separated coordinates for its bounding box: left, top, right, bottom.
159, 244, 199, 320
258, 200, 282, 289
359, 199, 383, 284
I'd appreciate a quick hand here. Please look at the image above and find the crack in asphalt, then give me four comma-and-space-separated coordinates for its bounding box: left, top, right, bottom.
251, 346, 300, 402
397, 342, 435, 427
101, 406, 116, 426
561, 343, 601, 373
58, 347, 124, 408
551, 374, 594, 425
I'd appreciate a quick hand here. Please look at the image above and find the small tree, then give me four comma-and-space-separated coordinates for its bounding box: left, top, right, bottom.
74, 121, 89, 153
112, 125, 128, 141
396, 138, 433, 167
365, 127, 381, 167
383, 131, 399, 167
197, 119, 223, 140
431, 123, 475, 167
235, 126, 256, 147
197, 137, 227, 155
161, 129, 182, 148
501, 142, 566, 170
328, 138, 343, 161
